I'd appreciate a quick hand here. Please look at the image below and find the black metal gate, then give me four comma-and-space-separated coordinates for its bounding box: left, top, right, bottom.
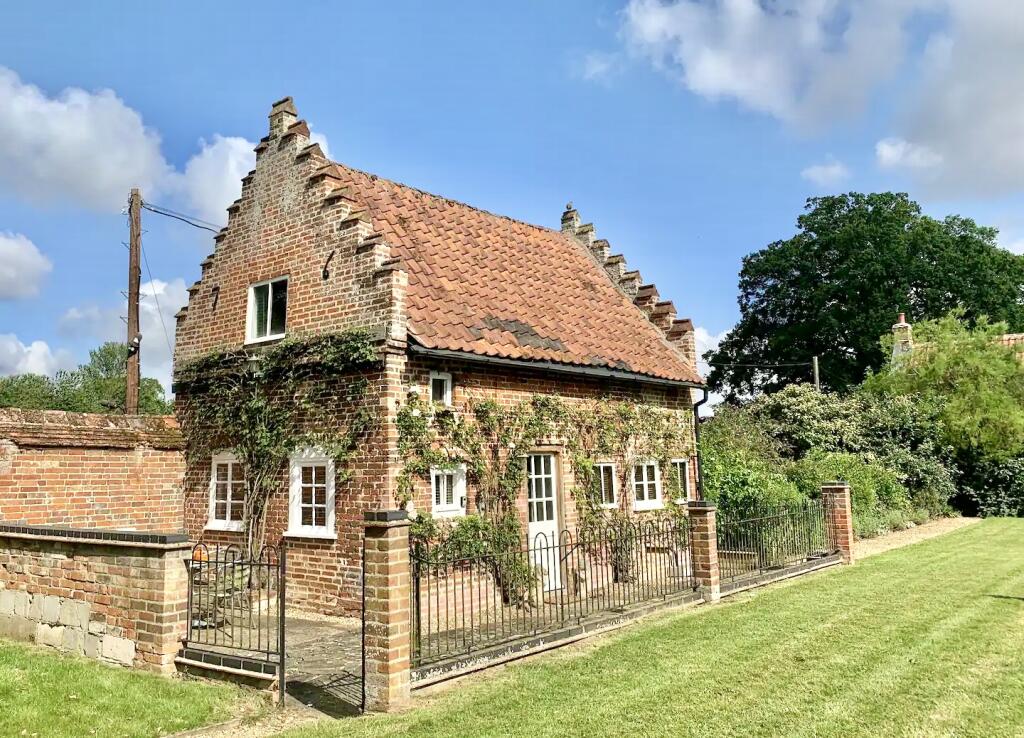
183, 542, 287, 702
717, 500, 837, 585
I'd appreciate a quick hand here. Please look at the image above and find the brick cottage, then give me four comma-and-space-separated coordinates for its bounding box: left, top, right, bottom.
173, 98, 706, 617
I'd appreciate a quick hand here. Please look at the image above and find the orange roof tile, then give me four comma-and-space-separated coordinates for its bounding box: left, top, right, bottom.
330, 164, 702, 384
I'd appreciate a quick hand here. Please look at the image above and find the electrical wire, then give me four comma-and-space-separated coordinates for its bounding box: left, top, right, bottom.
140, 241, 175, 362
706, 361, 813, 368
141, 201, 222, 233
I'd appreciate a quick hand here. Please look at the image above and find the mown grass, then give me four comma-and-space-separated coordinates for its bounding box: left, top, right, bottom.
288, 518, 1024, 738
0, 641, 258, 737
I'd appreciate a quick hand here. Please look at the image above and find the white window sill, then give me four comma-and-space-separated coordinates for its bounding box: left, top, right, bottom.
633, 500, 664, 512
432, 509, 465, 519
205, 521, 244, 533
599, 502, 618, 510
245, 333, 286, 346
284, 529, 337, 541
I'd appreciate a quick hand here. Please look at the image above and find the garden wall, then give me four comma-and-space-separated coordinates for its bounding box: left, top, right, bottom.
0, 409, 185, 532
0, 523, 191, 673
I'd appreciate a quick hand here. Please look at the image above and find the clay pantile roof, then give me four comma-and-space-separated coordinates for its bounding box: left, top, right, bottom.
330, 164, 702, 384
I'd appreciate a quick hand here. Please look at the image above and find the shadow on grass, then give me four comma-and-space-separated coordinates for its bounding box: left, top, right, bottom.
985, 594, 1024, 603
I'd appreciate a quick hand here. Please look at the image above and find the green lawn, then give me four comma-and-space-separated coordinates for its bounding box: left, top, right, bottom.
288, 519, 1024, 738
0, 640, 258, 737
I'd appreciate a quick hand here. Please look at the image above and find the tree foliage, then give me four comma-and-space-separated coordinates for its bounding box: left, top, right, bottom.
707, 193, 1024, 398
0, 342, 171, 414
864, 313, 1024, 461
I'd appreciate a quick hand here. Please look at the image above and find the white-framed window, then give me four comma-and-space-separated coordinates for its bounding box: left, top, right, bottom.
429, 371, 452, 406
632, 460, 662, 511
671, 458, 692, 504
431, 465, 467, 517
207, 452, 245, 531
286, 448, 336, 539
246, 276, 288, 343
594, 463, 617, 508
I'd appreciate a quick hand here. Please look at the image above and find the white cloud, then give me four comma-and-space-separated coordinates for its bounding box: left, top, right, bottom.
0, 233, 51, 299
875, 137, 943, 170
0, 334, 73, 376
880, 0, 1024, 196
622, 0, 921, 128
0, 66, 334, 221
0, 68, 170, 211
694, 325, 728, 415
801, 158, 851, 187
694, 325, 727, 379
60, 277, 187, 394
622, 0, 1024, 197
166, 135, 256, 225
575, 52, 621, 83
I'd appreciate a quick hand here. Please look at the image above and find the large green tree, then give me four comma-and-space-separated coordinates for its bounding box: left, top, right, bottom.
707, 193, 1024, 398
0, 342, 172, 414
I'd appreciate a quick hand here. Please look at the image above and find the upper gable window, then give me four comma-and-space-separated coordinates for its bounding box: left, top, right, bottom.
430, 371, 452, 406
247, 277, 288, 343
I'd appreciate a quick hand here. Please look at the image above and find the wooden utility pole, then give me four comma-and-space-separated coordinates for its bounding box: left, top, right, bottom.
812, 355, 821, 392
126, 188, 141, 415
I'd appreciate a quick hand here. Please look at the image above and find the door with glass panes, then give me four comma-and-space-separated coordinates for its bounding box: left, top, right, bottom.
526, 453, 561, 590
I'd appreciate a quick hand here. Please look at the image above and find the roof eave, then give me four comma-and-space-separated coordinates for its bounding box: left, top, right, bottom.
407, 341, 704, 390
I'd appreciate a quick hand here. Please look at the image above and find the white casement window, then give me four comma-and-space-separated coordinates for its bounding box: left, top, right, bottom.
429, 371, 453, 406
207, 452, 245, 531
286, 449, 336, 539
594, 463, 617, 508
246, 276, 288, 343
632, 460, 662, 511
671, 458, 692, 504
431, 465, 467, 518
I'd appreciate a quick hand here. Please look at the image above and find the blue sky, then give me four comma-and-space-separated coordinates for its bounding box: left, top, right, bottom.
1, 1, 1022, 392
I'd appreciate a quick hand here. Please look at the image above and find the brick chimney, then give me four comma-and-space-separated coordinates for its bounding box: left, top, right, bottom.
268, 96, 298, 137
667, 318, 697, 367
892, 312, 913, 363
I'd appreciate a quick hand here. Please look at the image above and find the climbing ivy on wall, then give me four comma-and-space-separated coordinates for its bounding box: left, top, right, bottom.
175, 331, 378, 558
397, 388, 696, 601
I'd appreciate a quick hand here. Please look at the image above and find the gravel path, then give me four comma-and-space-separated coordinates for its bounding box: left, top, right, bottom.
854, 516, 980, 559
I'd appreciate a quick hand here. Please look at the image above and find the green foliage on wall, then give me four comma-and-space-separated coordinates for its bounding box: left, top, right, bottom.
398, 390, 696, 603
175, 331, 378, 556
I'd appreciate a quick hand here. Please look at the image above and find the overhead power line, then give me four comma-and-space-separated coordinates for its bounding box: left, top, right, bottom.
141, 201, 223, 233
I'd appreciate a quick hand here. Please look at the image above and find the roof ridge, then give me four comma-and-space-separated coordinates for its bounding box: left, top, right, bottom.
329, 159, 561, 234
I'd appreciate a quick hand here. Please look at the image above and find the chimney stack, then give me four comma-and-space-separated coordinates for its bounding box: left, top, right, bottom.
892, 312, 913, 364
268, 96, 298, 137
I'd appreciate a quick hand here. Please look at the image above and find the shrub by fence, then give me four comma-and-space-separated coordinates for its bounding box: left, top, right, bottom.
717, 499, 837, 585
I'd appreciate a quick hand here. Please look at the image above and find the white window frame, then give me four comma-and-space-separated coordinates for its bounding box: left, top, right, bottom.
671, 458, 692, 504
246, 276, 288, 344
632, 460, 663, 511
431, 464, 467, 518
429, 371, 453, 406
594, 462, 618, 509
206, 452, 245, 532
286, 448, 336, 539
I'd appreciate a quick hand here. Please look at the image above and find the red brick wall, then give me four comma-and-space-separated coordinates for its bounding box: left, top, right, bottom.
0, 411, 184, 533
402, 355, 700, 536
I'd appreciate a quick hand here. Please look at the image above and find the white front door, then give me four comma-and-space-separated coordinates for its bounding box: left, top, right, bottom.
526, 453, 561, 590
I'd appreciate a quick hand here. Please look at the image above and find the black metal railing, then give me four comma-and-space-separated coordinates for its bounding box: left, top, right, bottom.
410, 517, 697, 667
185, 542, 286, 701
716, 499, 836, 585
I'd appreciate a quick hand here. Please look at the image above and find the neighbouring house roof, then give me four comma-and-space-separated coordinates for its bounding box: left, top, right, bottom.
1000, 333, 1024, 350
327, 163, 703, 385
0, 409, 182, 450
